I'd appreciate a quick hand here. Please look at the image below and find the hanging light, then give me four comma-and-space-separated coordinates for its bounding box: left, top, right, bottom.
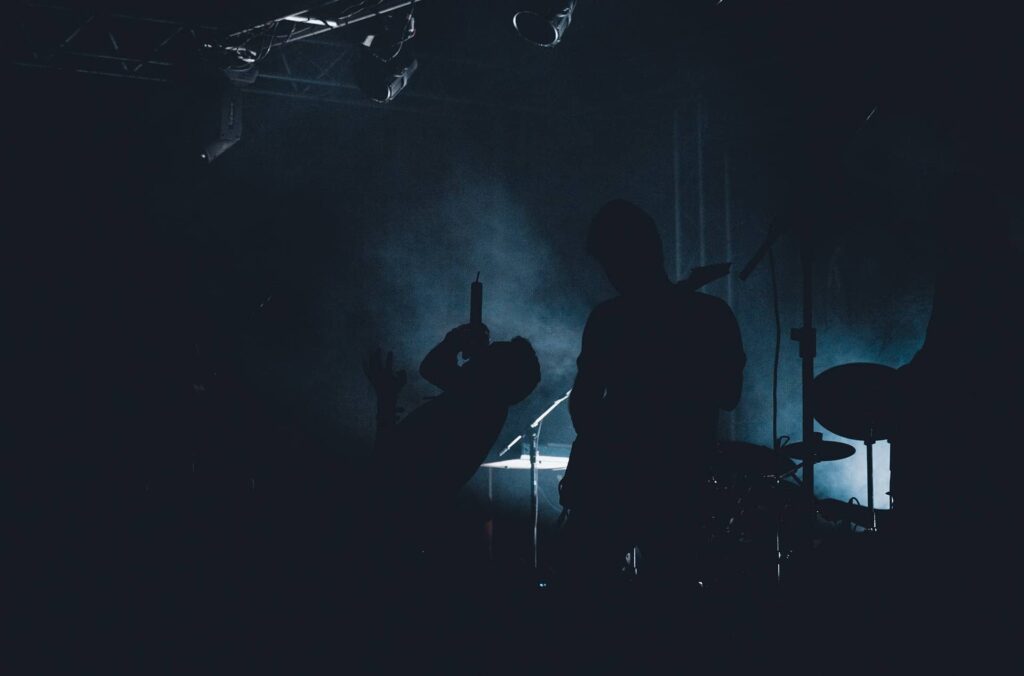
199, 78, 243, 163
354, 49, 418, 103
513, 1, 578, 47
354, 9, 418, 103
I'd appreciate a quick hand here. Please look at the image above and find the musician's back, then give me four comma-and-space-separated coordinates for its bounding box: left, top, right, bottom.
561, 199, 745, 590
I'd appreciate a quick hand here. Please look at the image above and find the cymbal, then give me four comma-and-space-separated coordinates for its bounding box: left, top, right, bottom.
717, 441, 797, 477
812, 362, 898, 441
480, 454, 569, 470
781, 440, 856, 462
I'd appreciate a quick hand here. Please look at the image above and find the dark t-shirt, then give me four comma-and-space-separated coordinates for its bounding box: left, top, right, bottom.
383, 391, 508, 506
377, 337, 510, 509
566, 284, 745, 511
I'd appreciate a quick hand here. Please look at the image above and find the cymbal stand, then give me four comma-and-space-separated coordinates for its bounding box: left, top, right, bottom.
740, 217, 820, 546
888, 437, 895, 511
771, 462, 804, 583
792, 233, 818, 538
865, 430, 877, 531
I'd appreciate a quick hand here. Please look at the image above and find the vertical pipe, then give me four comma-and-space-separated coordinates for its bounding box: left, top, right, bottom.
800, 235, 816, 513
673, 108, 683, 281
696, 98, 707, 267
530, 427, 540, 571
724, 153, 734, 306
866, 440, 876, 529
487, 467, 494, 560
724, 152, 736, 440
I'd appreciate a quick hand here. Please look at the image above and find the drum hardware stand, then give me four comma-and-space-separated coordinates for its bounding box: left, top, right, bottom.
740, 221, 820, 547
794, 233, 818, 538
864, 429, 877, 531
487, 466, 494, 561
886, 437, 895, 511
771, 462, 804, 583
739, 108, 877, 548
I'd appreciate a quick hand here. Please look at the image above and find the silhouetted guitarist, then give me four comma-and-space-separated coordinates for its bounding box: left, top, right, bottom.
560, 199, 746, 591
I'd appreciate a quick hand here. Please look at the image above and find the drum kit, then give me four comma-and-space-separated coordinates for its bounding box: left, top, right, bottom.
481, 361, 900, 589
703, 361, 898, 586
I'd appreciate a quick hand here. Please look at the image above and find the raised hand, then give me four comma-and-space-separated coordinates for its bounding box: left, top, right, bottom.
447, 323, 490, 358
363, 347, 407, 402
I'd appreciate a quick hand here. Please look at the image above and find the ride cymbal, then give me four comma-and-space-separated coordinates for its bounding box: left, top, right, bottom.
781, 440, 856, 461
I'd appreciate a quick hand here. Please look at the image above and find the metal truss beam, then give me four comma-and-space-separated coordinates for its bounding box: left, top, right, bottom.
229, 0, 425, 46
13, 2, 661, 120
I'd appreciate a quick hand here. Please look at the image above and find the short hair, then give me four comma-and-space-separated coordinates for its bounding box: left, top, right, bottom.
586, 199, 663, 264
481, 337, 541, 405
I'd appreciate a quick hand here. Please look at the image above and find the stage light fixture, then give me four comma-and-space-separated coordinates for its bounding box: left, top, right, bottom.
354, 10, 418, 103
513, 1, 578, 47
188, 42, 260, 164
195, 74, 243, 164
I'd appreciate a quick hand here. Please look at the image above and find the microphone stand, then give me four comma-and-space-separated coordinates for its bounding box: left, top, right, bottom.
496, 389, 571, 578
497, 389, 572, 458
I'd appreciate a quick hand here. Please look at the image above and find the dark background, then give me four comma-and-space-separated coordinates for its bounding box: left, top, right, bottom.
6, 2, 1023, 661
11, 0, 1021, 496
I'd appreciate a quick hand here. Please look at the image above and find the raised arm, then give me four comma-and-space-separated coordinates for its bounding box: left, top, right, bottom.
363, 348, 406, 451
420, 323, 489, 392
419, 331, 463, 392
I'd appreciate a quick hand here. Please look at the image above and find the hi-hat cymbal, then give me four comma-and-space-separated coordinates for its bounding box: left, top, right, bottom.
781, 440, 856, 461
818, 498, 891, 530
480, 455, 569, 470
812, 362, 898, 441
717, 441, 797, 477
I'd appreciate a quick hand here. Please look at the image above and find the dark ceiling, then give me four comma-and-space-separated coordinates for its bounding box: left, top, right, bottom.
16, 1, 1022, 158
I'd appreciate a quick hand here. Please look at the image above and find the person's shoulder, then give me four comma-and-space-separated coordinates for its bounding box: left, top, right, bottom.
688, 290, 730, 308
681, 290, 736, 320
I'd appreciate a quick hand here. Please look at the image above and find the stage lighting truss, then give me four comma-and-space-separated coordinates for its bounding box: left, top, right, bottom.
14, 2, 425, 96
215, 1, 425, 102
229, 1, 425, 49
13, 2, 612, 117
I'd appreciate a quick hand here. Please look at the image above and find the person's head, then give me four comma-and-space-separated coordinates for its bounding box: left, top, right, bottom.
587, 199, 668, 295
471, 337, 541, 406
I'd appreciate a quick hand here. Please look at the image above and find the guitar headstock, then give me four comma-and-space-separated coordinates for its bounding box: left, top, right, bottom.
683, 262, 732, 291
